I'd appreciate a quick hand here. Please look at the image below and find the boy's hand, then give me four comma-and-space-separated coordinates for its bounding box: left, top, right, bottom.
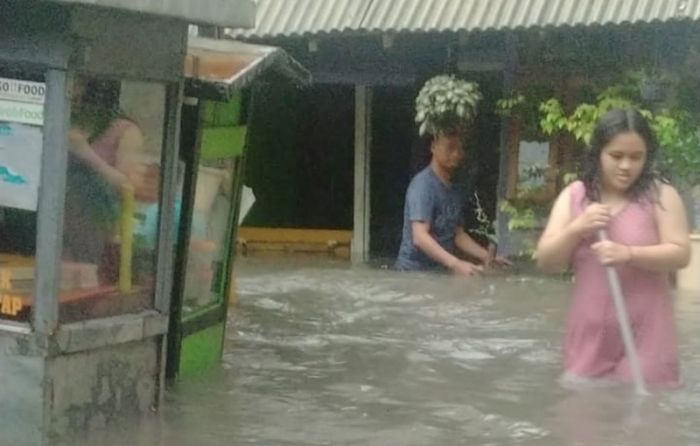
450, 260, 483, 277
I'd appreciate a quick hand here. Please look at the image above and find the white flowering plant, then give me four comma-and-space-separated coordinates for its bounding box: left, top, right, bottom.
415, 75, 482, 137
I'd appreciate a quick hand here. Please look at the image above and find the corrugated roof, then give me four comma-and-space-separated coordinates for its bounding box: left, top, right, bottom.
362, 0, 700, 34
229, 0, 374, 39
228, 0, 700, 39
49, 0, 256, 28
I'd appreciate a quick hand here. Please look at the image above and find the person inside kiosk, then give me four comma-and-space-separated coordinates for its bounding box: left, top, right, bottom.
0, 74, 164, 322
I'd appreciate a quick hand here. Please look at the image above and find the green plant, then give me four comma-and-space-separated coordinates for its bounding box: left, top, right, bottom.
499, 200, 540, 259
538, 86, 700, 186
415, 75, 482, 136
497, 85, 557, 141
494, 149, 550, 259
495, 92, 525, 117
500, 200, 537, 232
497, 72, 700, 256
653, 111, 700, 186
538, 87, 636, 145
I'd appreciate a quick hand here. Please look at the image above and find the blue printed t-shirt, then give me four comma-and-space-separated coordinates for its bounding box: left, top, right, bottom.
395, 166, 463, 271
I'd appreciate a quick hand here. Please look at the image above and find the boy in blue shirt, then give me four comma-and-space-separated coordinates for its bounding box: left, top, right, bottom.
395, 130, 509, 275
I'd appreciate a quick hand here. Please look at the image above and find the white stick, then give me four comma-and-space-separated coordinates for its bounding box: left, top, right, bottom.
598, 229, 648, 395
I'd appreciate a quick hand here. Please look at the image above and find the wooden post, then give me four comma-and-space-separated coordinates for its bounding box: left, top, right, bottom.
352, 85, 372, 264
496, 33, 518, 257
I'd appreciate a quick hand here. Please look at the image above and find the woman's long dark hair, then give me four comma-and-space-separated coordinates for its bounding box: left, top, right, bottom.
72, 78, 128, 141
581, 108, 662, 202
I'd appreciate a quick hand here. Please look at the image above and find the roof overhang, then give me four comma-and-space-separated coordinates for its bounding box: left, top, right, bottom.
228, 0, 700, 40
46, 0, 256, 28
184, 37, 311, 101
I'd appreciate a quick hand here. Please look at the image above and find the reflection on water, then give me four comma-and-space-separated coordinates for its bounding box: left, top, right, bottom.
65, 257, 700, 445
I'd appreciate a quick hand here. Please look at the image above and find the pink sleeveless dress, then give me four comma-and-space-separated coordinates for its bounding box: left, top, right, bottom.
63, 118, 137, 275
91, 118, 135, 165
564, 181, 679, 387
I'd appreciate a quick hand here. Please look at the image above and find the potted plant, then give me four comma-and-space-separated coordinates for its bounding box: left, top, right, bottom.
414, 74, 482, 137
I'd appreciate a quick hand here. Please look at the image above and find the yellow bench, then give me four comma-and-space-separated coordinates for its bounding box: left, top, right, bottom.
237, 227, 352, 260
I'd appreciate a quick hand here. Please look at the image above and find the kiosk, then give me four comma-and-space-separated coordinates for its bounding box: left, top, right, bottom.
168, 37, 309, 379
0, 1, 253, 443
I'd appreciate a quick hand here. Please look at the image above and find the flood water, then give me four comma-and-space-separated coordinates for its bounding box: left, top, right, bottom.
71, 257, 700, 445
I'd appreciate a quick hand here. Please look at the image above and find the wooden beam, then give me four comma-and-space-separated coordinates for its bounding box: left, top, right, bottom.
237, 228, 352, 259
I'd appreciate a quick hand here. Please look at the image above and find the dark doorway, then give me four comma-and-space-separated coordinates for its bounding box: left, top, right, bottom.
243, 83, 355, 229
369, 86, 415, 260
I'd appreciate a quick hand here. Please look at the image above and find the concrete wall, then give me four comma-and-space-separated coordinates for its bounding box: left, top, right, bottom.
1, 3, 181, 445
70, 6, 187, 82
0, 332, 164, 445
45, 338, 162, 439
0, 334, 45, 446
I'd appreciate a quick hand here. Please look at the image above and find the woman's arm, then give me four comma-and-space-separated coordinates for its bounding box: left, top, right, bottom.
623, 183, 690, 271
114, 123, 162, 202
536, 187, 578, 272
536, 185, 611, 272
68, 128, 131, 189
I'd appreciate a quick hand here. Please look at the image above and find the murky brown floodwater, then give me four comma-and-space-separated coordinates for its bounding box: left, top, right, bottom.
67, 257, 700, 445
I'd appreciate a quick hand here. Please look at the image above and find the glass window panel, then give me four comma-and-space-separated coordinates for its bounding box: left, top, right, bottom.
60, 77, 166, 323
517, 141, 550, 191
0, 70, 46, 323
181, 98, 244, 317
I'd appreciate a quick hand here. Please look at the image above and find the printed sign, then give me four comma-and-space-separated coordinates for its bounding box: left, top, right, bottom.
0, 122, 43, 211
0, 99, 44, 126
0, 77, 46, 104
0, 77, 45, 126
0, 270, 24, 317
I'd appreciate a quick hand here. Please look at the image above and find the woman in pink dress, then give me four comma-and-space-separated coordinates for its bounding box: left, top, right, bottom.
536, 108, 691, 387
64, 79, 148, 277
68, 79, 145, 193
